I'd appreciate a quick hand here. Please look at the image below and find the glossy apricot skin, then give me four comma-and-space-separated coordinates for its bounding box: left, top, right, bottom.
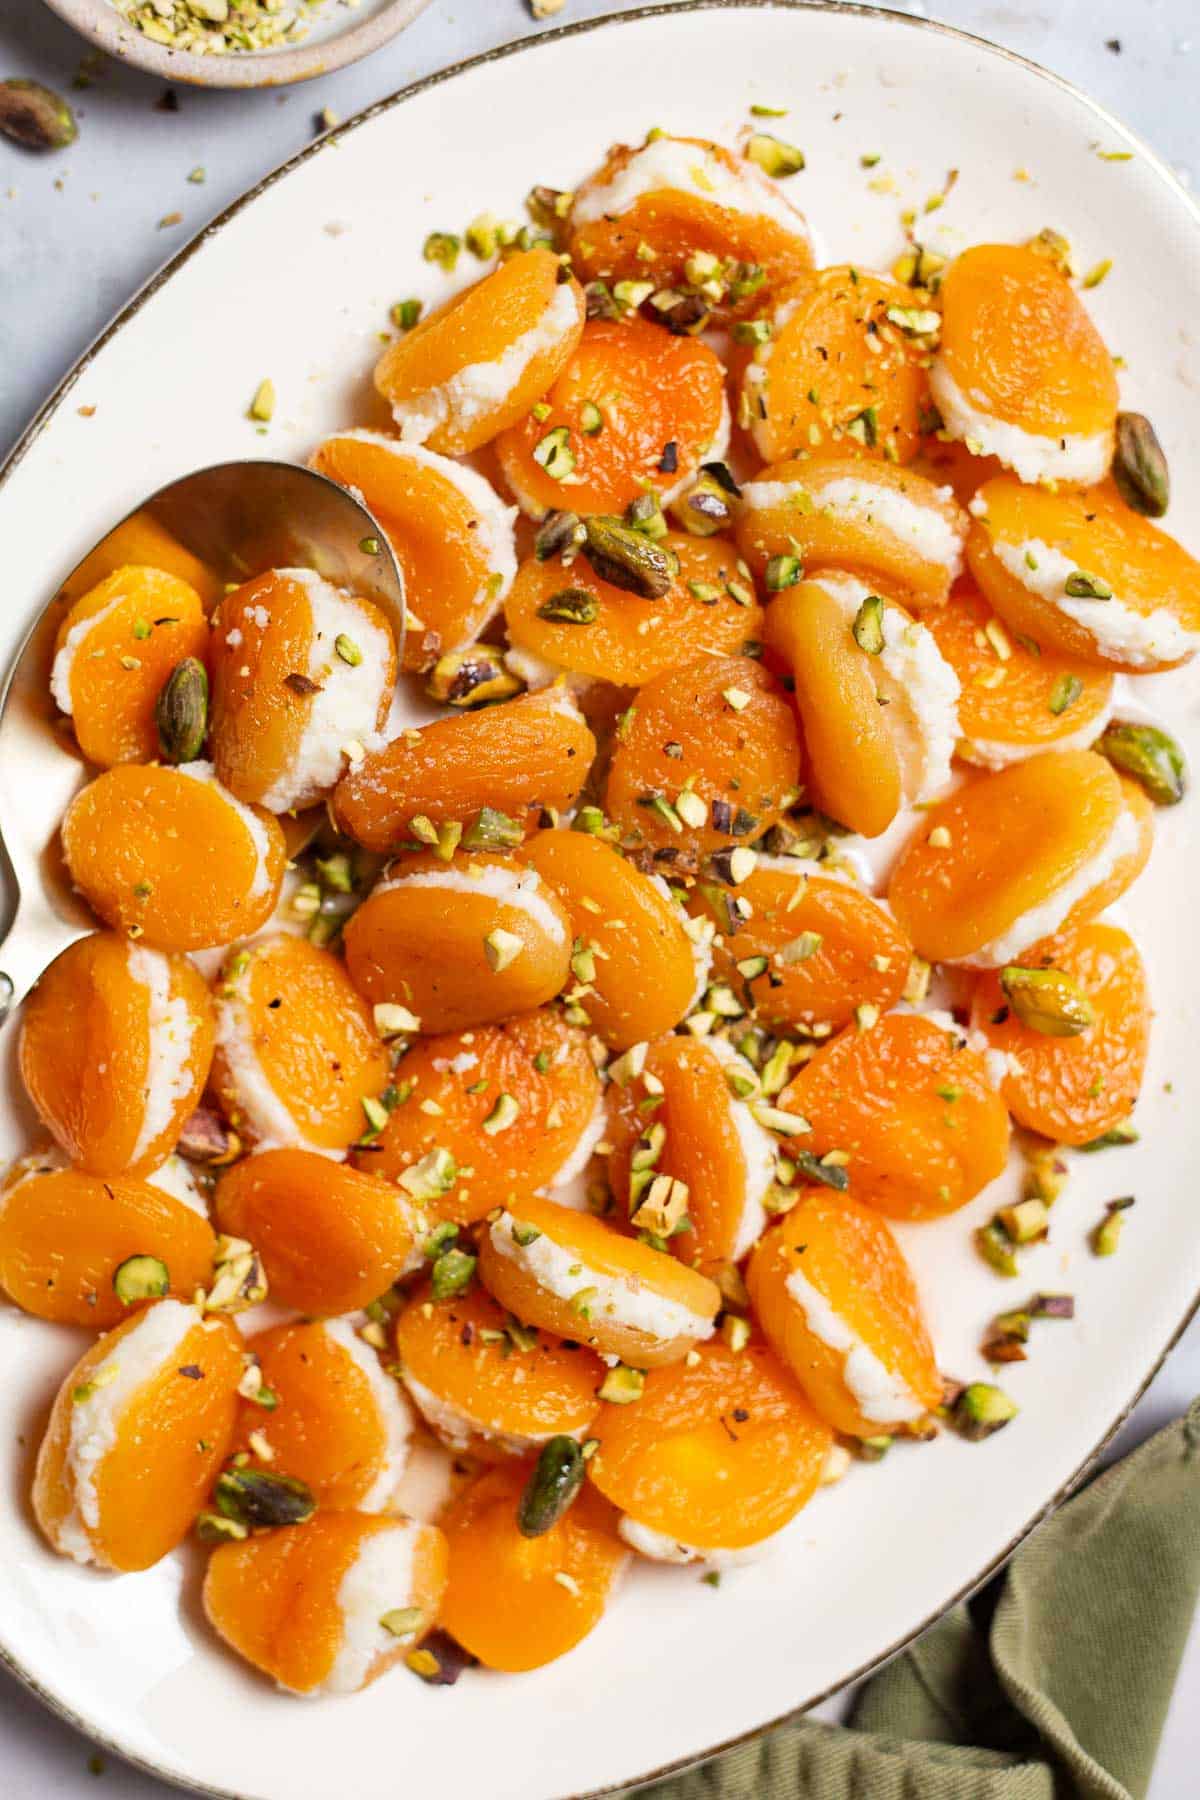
355, 1012, 602, 1226
495, 316, 728, 520
204, 1513, 448, 1695
333, 688, 597, 853
887, 752, 1149, 966
215, 1149, 416, 1316
52, 566, 209, 768
605, 655, 801, 863
212, 934, 390, 1154
33, 1304, 243, 1572
19, 933, 215, 1175
505, 533, 763, 687
966, 476, 1200, 672
59, 511, 223, 613
925, 579, 1113, 763
783, 1012, 1011, 1221
695, 862, 912, 1032
395, 1279, 604, 1456
374, 249, 586, 455
0, 1161, 215, 1326
478, 1195, 721, 1368
61, 763, 286, 951
589, 1339, 831, 1550
970, 921, 1150, 1146
747, 1198, 942, 1438
518, 831, 699, 1049
743, 267, 929, 465
764, 578, 903, 837
439, 1460, 627, 1672
343, 852, 572, 1036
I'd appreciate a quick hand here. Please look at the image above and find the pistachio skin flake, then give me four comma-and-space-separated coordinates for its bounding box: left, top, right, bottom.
999, 965, 1094, 1037
155, 657, 208, 764
0, 80, 77, 151
1096, 720, 1186, 806
517, 1435, 587, 1538
582, 515, 675, 599
1111, 411, 1169, 518
215, 1468, 316, 1530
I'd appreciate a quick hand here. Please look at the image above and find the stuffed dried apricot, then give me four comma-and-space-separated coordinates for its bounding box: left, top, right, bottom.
343, 852, 572, 1035
50, 565, 209, 768
204, 1512, 448, 1695
33, 1299, 242, 1570
495, 316, 728, 520
605, 655, 800, 863
59, 511, 222, 613
215, 1148, 417, 1315
439, 1460, 626, 1672
747, 1197, 941, 1437
61, 760, 286, 950
333, 686, 597, 853
930, 243, 1118, 485
780, 1010, 1010, 1220
356, 1011, 603, 1226
375, 248, 585, 454
310, 432, 516, 674
212, 934, 389, 1154
969, 920, 1149, 1145
20, 932, 214, 1175
888, 751, 1152, 967
589, 1338, 831, 1561
479, 1196, 720, 1367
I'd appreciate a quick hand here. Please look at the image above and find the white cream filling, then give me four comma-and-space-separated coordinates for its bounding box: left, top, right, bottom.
991, 538, 1200, 668
960, 695, 1113, 770
175, 761, 275, 907
126, 944, 197, 1167
146, 1154, 208, 1219
741, 474, 964, 581
374, 861, 569, 946
784, 1267, 923, 1423
571, 137, 809, 236
50, 590, 128, 717
929, 360, 1113, 487
548, 1093, 608, 1190
698, 1038, 776, 1259
618, 1514, 769, 1567
255, 570, 393, 814
320, 1319, 413, 1512
649, 871, 714, 1011
391, 282, 580, 443
489, 1211, 715, 1345
958, 802, 1141, 969
402, 1369, 589, 1458
316, 1521, 421, 1697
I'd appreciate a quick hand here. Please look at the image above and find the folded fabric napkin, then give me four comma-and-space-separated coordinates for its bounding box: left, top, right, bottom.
626, 1399, 1200, 1800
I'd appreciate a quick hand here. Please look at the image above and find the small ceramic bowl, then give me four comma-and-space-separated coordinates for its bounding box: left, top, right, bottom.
39, 0, 436, 89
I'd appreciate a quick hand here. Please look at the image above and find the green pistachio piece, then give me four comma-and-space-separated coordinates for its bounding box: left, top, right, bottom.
1048, 673, 1083, 716
0, 80, 77, 151
765, 553, 802, 592
582, 515, 675, 599
517, 1435, 587, 1537
532, 426, 576, 481
536, 587, 599, 625
534, 508, 586, 562
953, 1383, 1018, 1441
426, 645, 523, 707
155, 657, 208, 764
422, 232, 461, 272
1097, 719, 1186, 806
852, 594, 886, 655
598, 1364, 644, 1404
112, 1254, 170, 1305
976, 1219, 1019, 1278
745, 133, 805, 177
430, 1247, 477, 1300
215, 1468, 316, 1529
1000, 965, 1095, 1036
1111, 411, 1169, 518
462, 806, 524, 850
1063, 570, 1112, 600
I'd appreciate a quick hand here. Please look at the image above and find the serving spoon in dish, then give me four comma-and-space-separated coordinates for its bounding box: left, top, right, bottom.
0, 459, 405, 1025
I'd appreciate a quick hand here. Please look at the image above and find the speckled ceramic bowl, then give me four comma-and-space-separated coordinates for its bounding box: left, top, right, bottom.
39, 0, 436, 89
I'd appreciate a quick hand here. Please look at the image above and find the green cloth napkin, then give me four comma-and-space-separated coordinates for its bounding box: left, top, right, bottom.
626, 1398, 1200, 1800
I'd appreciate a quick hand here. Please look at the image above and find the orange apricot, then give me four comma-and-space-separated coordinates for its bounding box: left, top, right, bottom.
59, 509, 222, 612
395, 1278, 604, 1457
504, 532, 762, 687
478, 1195, 721, 1368
780, 1011, 1010, 1220
439, 1460, 626, 1672
967, 475, 1200, 671
19, 932, 214, 1175
204, 1512, 448, 1695
50, 565, 209, 768
969, 919, 1149, 1145
494, 316, 728, 520
212, 934, 390, 1154
215, 1148, 417, 1316
887, 751, 1151, 966
374, 248, 585, 454
747, 1197, 942, 1437
332, 686, 597, 853
737, 456, 968, 611
33, 1300, 242, 1571
604, 655, 800, 863
343, 851, 572, 1036
589, 1338, 831, 1557
355, 1011, 603, 1227
234, 1319, 413, 1512
310, 432, 516, 674
931, 243, 1118, 485
61, 760, 286, 951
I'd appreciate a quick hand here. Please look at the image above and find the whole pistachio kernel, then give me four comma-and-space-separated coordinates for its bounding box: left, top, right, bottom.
0, 79, 77, 150
1063, 570, 1112, 600
1111, 412, 1169, 518
155, 657, 208, 764
534, 508, 586, 563
334, 634, 363, 667
536, 588, 599, 625
1096, 719, 1186, 806
215, 1468, 317, 1530
532, 426, 576, 481
517, 1435, 587, 1538
582, 515, 675, 599
852, 594, 886, 655
1000, 965, 1095, 1037
745, 133, 806, 177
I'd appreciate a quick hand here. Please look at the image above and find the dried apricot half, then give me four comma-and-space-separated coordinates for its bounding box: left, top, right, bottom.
20, 931, 214, 1175
33, 1299, 242, 1570
375, 248, 585, 453
59, 511, 222, 614
747, 1196, 941, 1437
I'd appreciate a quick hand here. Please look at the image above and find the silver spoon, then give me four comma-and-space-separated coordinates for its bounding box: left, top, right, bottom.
0, 460, 405, 1025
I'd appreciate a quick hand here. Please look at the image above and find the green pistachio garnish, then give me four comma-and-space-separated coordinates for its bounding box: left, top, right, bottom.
1078, 1119, 1139, 1152
462, 805, 524, 850
536, 587, 599, 624
976, 1219, 1019, 1277
732, 318, 773, 345
845, 405, 878, 447
1000, 964, 1094, 1036
765, 553, 802, 592
598, 1364, 645, 1405
423, 231, 462, 272
1111, 411, 1169, 517
430, 1247, 477, 1300
380, 1607, 425, 1639
205, 1236, 268, 1313
1063, 570, 1112, 600
532, 426, 576, 481
334, 633, 362, 667
582, 515, 675, 599
391, 299, 422, 331
579, 400, 604, 436
195, 1511, 248, 1545
155, 657, 208, 764
481, 1093, 520, 1135
1048, 673, 1083, 716
216, 1468, 316, 1530
517, 1436, 587, 1537
399, 1148, 458, 1201
248, 379, 275, 423
113, 1255, 170, 1305
745, 133, 805, 177
534, 508, 586, 563
0, 80, 77, 150
952, 1383, 1018, 1441
1097, 719, 1186, 806
668, 464, 739, 537
997, 1197, 1050, 1244
852, 594, 886, 655
426, 644, 523, 707
1092, 1194, 1135, 1256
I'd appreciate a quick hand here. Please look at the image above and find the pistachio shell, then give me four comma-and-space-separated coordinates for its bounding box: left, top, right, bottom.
1000, 965, 1094, 1037
1112, 412, 1170, 519
155, 657, 209, 764
1097, 719, 1186, 806
517, 1435, 586, 1537
0, 80, 77, 151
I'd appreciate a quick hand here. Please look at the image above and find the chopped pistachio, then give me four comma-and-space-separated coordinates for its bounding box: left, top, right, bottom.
721, 1313, 752, 1352
215, 1467, 315, 1529
745, 133, 805, 177
1092, 1195, 1135, 1256
1063, 570, 1112, 600
113, 1254, 170, 1305
205, 1236, 268, 1313
632, 1173, 690, 1238
675, 788, 708, 829
380, 1607, 425, 1639
334, 633, 362, 667
953, 1383, 1018, 1441
532, 425, 576, 481
599, 1364, 645, 1404
1025, 1146, 1069, 1203
1048, 673, 1083, 716
248, 378, 275, 423
998, 1197, 1050, 1244
579, 400, 604, 436
765, 553, 802, 592
463, 806, 524, 850
481, 1093, 520, 1136
431, 1247, 477, 1299
399, 1148, 458, 1201
1078, 1119, 1139, 1152
391, 298, 422, 331
583, 514, 674, 598
423, 231, 461, 272
536, 587, 598, 625
976, 1219, 1019, 1278
1000, 964, 1094, 1037
852, 594, 886, 655
483, 927, 524, 973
